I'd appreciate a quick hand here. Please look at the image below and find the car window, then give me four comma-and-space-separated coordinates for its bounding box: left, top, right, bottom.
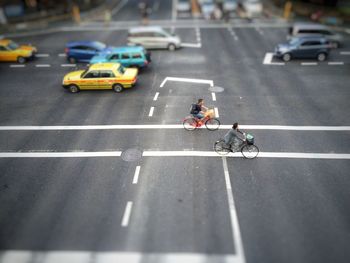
118, 65, 126, 75
100, 70, 115, 78
0, 46, 7, 51
132, 53, 142, 59
301, 41, 321, 46
8, 41, 19, 50
110, 54, 119, 60
86, 47, 97, 51
72, 46, 86, 50
155, 32, 166, 38
83, 71, 100, 78
121, 53, 130, 59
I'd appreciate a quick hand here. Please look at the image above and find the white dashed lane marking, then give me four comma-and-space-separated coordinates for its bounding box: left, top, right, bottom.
58, 53, 66, 57
211, 92, 216, 101
132, 166, 141, 184
153, 92, 159, 101
10, 65, 25, 68
61, 64, 76, 67
148, 107, 155, 117
214, 107, 219, 118
121, 201, 133, 227
301, 62, 318, 66
36, 54, 49, 57
340, 51, 350, 55
35, 64, 51, 67
328, 62, 344, 65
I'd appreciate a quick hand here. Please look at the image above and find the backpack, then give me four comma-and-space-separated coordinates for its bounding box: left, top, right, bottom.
190, 104, 200, 114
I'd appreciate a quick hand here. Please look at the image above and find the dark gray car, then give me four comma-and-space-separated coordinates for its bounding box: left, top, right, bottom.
274, 36, 331, 62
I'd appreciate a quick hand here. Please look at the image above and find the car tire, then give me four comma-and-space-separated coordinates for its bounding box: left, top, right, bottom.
113, 84, 123, 93
317, 53, 327, 62
168, 43, 176, 51
282, 53, 291, 62
68, 85, 80, 93
68, 57, 76, 64
17, 56, 26, 64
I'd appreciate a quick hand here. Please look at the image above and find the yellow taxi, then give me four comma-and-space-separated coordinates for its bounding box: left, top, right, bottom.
0, 39, 37, 63
62, 63, 138, 93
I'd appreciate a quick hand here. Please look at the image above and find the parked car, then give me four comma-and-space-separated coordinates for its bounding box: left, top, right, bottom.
243, 0, 263, 18
199, 0, 215, 19
0, 39, 37, 63
288, 23, 344, 48
90, 46, 151, 68
127, 26, 181, 51
65, 41, 113, 63
274, 36, 331, 62
223, 0, 238, 12
177, 0, 191, 12
62, 63, 138, 93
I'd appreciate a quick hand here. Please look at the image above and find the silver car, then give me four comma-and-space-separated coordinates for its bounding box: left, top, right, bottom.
127, 26, 182, 51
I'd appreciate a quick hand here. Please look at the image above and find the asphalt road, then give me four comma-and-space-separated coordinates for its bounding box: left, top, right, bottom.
0, 1, 350, 263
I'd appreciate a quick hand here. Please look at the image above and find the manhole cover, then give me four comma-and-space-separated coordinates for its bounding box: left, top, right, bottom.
209, 86, 224, 93
121, 148, 142, 162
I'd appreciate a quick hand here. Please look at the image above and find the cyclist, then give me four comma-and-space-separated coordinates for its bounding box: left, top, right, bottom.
224, 122, 246, 149
190, 99, 208, 122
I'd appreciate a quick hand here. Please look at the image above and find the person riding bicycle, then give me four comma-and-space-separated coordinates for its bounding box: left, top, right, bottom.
190, 99, 208, 122
224, 123, 246, 149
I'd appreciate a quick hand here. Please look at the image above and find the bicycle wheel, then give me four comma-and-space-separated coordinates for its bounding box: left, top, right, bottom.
214, 140, 231, 155
183, 117, 197, 131
205, 118, 220, 131
241, 144, 259, 159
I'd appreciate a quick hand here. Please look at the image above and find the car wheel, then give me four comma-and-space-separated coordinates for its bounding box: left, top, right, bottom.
282, 53, 291, 62
68, 57, 76, 64
113, 84, 123, 93
68, 85, 80, 93
17, 56, 26, 64
317, 53, 327, 62
168, 43, 176, 51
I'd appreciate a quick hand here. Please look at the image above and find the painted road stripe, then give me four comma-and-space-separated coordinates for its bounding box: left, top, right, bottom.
328, 62, 344, 65
211, 92, 216, 101
58, 53, 66, 57
160, 77, 213, 88
121, 201, 133, 227
10, 65, 25, 68
61, 64, 76, 67
340, 51, 350, 55
222, 157, 246, 263
133, 166, 141, 184
148, 107, 155, 117
1, 125, 350, 131
263, 52, 285, 65
214, 107, 219, 118
0, 151, 349, 159
36, 54, 49, 57
35, 64, 51, 67
0, 251, 241, 263
181, 43, 202, 48
301, 62, 317, 66
153, 92, 159, 101
255, 27, 263, 35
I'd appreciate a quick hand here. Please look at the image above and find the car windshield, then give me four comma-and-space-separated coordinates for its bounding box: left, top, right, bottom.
8, 41, 19, 50
118, 65, 125, 74
289, 38, 300, 46
94, 41, 106, 51
81, 69, 88, 77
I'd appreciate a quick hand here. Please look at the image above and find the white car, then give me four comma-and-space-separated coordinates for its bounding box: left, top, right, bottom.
199, 0, 215, 19
177, 0, 191, 12
223, 0, 238, 12
243, 0, 263, 17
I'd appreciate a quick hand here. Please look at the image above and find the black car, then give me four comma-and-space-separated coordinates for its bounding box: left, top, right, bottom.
274, 36, 331, 62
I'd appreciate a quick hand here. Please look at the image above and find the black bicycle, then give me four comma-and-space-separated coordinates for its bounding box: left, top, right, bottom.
214, 133, 259, 159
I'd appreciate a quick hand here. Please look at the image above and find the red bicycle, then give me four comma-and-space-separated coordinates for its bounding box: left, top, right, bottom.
183, 109, 220, 131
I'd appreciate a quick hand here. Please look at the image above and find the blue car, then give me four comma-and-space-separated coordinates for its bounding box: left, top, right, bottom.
65, 41, 112, 63
90, 46, 151, 68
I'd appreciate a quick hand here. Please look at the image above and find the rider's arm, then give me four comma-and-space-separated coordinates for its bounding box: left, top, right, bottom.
201, 105, 208, 111
237, 129, 247, 140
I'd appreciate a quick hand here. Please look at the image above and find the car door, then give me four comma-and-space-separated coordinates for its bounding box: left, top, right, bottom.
153, 32, 169, 48
109, 53, 121, 64
0, 45, 11, 61
131, 52, 143, 66
81, 70, 100, 90
120, 52, 132, 67
294, 40, 312, 58
98, 70, 116, 89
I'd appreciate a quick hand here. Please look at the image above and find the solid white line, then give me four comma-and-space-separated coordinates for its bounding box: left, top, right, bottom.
181, 43, 202, 48
0, 251, 240, 263
61, 64, 76, 67
222, 157, 246, 263
58, 53, 66, 57
340, 51, 350, 55
36, 54, 49, 57
160, 77, 213, 88
328, 62, 344, 65
263, 53, 273, 64
0, 151, 349, 159
1, 125, 350, 131
153, 92, 159, 101
172, 0, 177, 22
10, 65, 25, 68
214, 107, 219, 118
35, 64, 51, 67
301, 62, 317, 66
121, 201, 133, 227
211, 92, 216, 101
148, 107, 154, 117
0, 151, 122, 158
133, 166, 141, 184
